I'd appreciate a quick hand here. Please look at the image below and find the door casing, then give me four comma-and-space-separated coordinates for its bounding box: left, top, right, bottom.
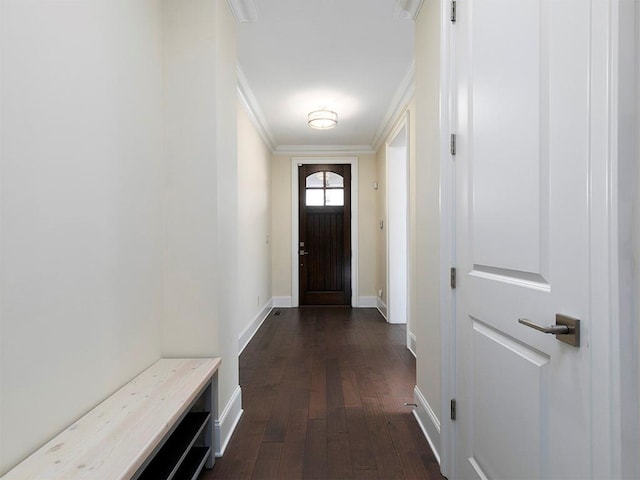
291, 156, 359, 307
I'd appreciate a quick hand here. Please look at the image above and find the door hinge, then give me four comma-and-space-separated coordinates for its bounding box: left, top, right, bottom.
450, 133, 456, 155
450, 0, 457, 23
451, 399, 457, 420
450, 267, 457, 289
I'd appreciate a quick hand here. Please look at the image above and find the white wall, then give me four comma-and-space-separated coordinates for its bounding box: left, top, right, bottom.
358, 156, 378, 303
237, 100, 272, 350
0, 2, 165, 473
213, 2, 241, 420
412, 0, 443, 459
271, 155, 292, 300
161, 0, 241, 426
1, 0, 243, 473
162, 0, 221, 357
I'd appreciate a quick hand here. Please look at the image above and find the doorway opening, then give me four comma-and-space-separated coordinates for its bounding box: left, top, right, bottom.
386, 117, 409, 326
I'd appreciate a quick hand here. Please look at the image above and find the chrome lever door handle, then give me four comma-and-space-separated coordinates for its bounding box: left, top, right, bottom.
518, 314, 580, 347
299, 250, 309, 256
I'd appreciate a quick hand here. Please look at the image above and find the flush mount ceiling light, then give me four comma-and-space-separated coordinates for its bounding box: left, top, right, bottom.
308, 110, 338, 130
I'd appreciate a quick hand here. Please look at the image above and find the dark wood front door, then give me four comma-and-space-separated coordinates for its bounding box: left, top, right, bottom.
298, 164, 351, 305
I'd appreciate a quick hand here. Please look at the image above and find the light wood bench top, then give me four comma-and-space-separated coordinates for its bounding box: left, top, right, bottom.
2, 358, 221, 480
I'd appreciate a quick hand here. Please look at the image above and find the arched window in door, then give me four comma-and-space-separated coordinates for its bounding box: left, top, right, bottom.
305, 171, 344, 206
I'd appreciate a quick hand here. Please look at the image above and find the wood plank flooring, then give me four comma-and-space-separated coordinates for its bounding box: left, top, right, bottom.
200, 307, 441, 480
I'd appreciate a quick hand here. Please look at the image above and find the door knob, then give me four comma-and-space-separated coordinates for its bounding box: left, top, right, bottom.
518, 314, 580, 347
299, 250, 309, 256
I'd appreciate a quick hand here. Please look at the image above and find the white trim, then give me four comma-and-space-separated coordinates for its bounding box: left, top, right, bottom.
226, 0, 259, 23
237, 66, 277, 151
372, 62, 415, 151
439, 0, 455, 476
275, 145, 375, 155
238, 300, 273, 354
357, 296, 377, 308
413, 386, 441, 465
589, 1, 624, 476
291, 157, 359, 307
272, 296, 293, 308
214, 386, 243, 457
376, 297, 388, 320
408, 331, 417, 357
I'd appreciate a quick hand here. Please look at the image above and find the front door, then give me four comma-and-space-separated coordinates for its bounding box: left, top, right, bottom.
298, 164, 351, 305
453, 1, 609, 478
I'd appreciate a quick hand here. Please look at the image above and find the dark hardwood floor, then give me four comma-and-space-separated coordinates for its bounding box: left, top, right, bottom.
200, 307, 441, 480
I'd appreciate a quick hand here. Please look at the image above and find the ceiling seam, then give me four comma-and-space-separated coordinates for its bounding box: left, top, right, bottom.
274, 145, 376, 156
371, 61, 416, 151
394, 0, 426, 20
227, 0, 259, 23
237, 65, 277, 151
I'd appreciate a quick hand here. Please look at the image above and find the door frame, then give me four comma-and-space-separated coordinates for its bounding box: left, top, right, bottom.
438, 0, 455, 476
439, 1, 631, 478
291, 156, 359, 307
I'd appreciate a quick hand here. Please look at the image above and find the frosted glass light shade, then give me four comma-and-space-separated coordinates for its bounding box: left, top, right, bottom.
308, 110, 338, 129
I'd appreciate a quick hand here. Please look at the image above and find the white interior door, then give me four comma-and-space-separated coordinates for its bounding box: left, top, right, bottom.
453, 1, 610, 478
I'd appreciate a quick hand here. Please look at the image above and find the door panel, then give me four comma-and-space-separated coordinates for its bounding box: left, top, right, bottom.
470, 0, 548, 278
299, 164, 351, 305
470, 320, 549, 479
455, 1, 592, 478
306, 212, 344, 291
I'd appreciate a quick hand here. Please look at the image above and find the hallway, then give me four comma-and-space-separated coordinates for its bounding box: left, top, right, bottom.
202, 308, 440, 480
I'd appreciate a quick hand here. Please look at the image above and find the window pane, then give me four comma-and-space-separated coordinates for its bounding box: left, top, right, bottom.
306, 172, 324, 188
325, 189, 344, 206
325, 172, 344, 188
306, 189, 324, 206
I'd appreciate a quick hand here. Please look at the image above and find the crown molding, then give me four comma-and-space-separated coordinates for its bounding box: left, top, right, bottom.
371, 61, 415, 151
237, 65, 277, 151
393, 0, 425, 20
227, 0, 259, 23
274, 145, 376, 156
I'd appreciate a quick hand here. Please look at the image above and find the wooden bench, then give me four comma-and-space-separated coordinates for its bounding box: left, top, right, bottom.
2, 358, 221, 480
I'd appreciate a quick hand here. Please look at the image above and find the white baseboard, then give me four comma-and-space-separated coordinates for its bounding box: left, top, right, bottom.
358, 296, 377, 307
408, 331, 417, 357
238, 300, 273, 354
272, 296, 292, 308
376, 297, 387, 320
214, 385, 243, 457
413, 386, 441, 465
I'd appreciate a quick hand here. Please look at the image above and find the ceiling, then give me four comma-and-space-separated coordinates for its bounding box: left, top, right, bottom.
232, 0, 418, 153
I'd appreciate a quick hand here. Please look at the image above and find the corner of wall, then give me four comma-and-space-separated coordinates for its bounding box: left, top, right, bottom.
408, 331, 417, 357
